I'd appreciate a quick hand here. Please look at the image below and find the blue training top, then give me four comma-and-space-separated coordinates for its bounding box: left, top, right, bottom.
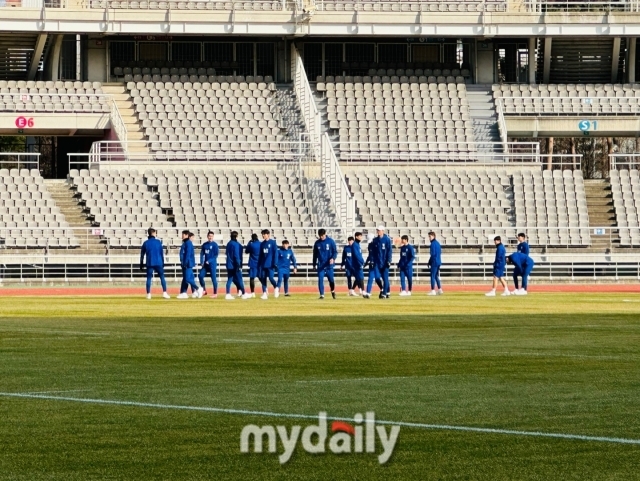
494, 243, 507, 270
398, 244, 416, 270
370, 234, 392, 268
179, 239, 196, 269
225, 239, 243, 270
352, 240, 365, 270
313, 236, 338, 270
258, 238, 278, 269
245, 239, 261, 268
200, 240, 219, 266
517, 241, 530, 256
277, 247, 297, 271
429, 239, 442, 267
140, 236, 164, 268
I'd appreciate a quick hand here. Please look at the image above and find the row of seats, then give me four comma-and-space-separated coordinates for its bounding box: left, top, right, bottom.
610, 169, 640, 246
0, 97, 110, 113
316, 69, 470, 84
318, 75, 466, 87
319, 81, 475, 159
494, 83, 640, 98
0, 170, 76, 248
91, 0, 284, 10
0, 81, 103, 92
319, 0, 506, 12
499, 97, 639, 115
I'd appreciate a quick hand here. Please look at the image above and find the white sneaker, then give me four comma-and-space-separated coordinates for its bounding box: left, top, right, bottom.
236, 292, 244, 298
353, 290, 361, 297
362, 292, 370, 298
516, 289, 528, 296
261, 293, 268, 300
348, 289, 355, 296
251, 293, 256, 298
485, 290, 496, 297
197, 287, 204, 298
438, 289, 444, 295
399, 291, 407, 297
191, 291, 199, 298
241, 294, 252, 300
146, 293, 152, 300
163, 292, 170, 299
274, 288, 279, 298
177, 293, 189, 299
406, 291, 412, 296
428, 290, 437, 296
225, 294, 235, 300
501, 290, 511, 296
510, 290, 518, 295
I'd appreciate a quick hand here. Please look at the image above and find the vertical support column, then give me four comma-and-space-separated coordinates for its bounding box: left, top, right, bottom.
543, 37, 552, 84
28, 34, 48, 81
46, 34, 64, 81
528, 37, 537, 84
628, 38, 636, 83
612, 37, 621, 84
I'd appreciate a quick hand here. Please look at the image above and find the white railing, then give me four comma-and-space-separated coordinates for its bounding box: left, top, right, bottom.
495, 97, 640, 116
315, 0, 508, 11
82, 0, 292, 9
523, 0, 639, 12
109, 99, 128, 150
0, 0, 66, 7
321, 133, 356, 234
610, 153, 640, 170
495, 97, 508, 146
71, 139, 312, 167
336, 141, 541, 164
1, 226, 637, 251
0, 152, 40, 170
291, 45, 321, 157
0, 93, 111, 114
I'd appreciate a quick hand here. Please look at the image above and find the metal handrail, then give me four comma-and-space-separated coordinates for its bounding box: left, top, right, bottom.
109, 99, 128, 150
291, 45, 321, 154
523, 0, 638, 13
321, 132, 355, 234
495, 96, 640, 117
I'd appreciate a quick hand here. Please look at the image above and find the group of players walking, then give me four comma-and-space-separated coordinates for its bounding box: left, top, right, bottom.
139, 225, 535, 299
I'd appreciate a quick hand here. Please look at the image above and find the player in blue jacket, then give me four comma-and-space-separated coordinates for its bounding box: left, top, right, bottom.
486, 236, 510, 297
139, 227, 170, 299
341, 236, 359, 296
371, 225, 393, 299
225, 231, 249, 300
352, 232, 365, 295
312, 228, 338, 299
508, 252, 535, 295
398, 235, 416, 296
517, 233, 530, 255
178, 230, 202, 299
363, 235, 383, 299
245, 233, 261, 298
427, 231, 443, 296
258, 229, 278, 299
198, 231, 219, 298
276, 240, 297, 297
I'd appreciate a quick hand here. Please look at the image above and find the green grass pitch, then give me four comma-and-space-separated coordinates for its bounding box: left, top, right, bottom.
0, 293, 639, 480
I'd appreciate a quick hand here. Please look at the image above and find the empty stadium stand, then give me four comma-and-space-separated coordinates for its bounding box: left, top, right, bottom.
316, 0, 507, 12
493, 84, 640, 115
610, 169, 640, 246
69, 169, 171, 247
125, 76, 304, 159
68, 167, 322, 248
0, 80, 109, 113
316, 76, 476, 161
346, 168, 591, 246
0, 168, 78, 248
512, 169, 590, 246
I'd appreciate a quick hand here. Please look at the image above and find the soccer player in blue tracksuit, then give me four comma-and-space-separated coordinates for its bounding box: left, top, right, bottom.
139, 227, 170, 299
371, 225, 393, 299
178, 230, 202, 299
258, 229, 278, 299
398, 235, 416, 297
245, 233, 261, 298
276, 240, 297, 296
312, 228, 338, 299
517, 233, 530, 256
352, 232, 365, 294
363, 236, 383, 299
198, 231, 219, 298
427, 231, 443, 296
341, 236, 358, 296
508, 252, 535, 295
486, 236, 510, 297
225, 231, 248, 300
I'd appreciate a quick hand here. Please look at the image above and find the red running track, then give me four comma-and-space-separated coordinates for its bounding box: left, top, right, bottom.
0, 284, 639, 296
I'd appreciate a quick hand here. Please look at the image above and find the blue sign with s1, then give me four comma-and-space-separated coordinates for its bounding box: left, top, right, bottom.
578, 120, 598, 132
